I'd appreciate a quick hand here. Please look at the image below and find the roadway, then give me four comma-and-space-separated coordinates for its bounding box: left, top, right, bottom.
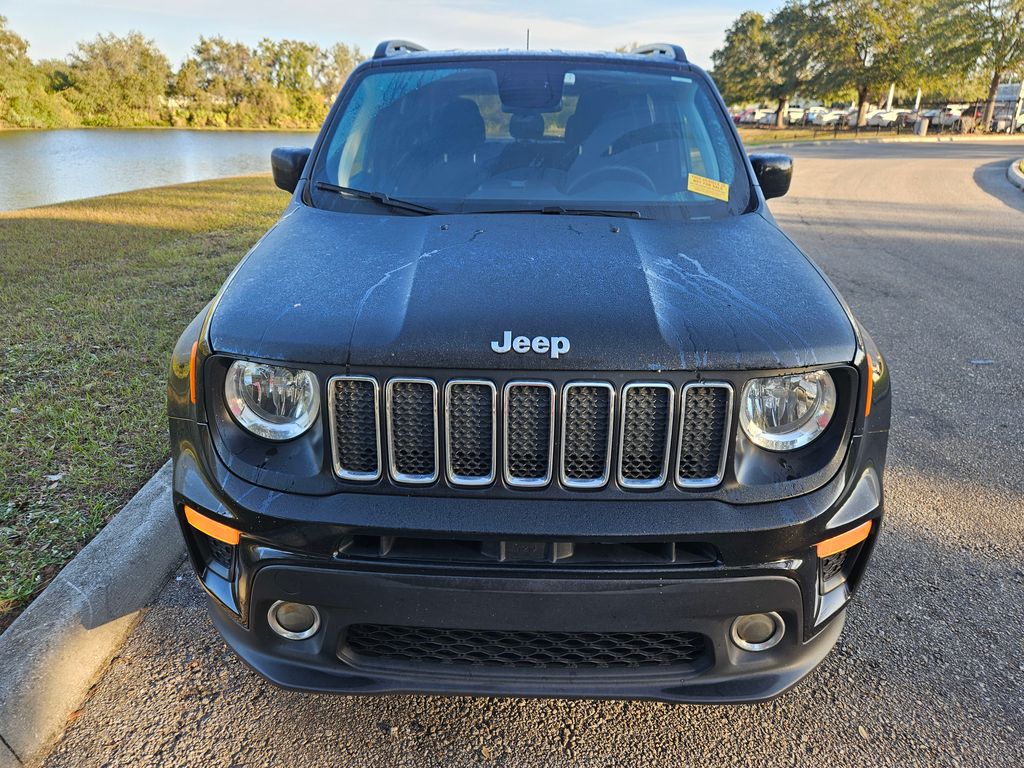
41, 139, 1024, 767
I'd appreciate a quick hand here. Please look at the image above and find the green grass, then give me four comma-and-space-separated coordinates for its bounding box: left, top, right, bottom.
738, 125, 900, 146
0, 176, 284, 631
739, 126, 819, 145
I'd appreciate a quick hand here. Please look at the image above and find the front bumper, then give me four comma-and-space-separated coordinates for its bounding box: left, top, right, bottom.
210, 565, 845, 703
171, 419, 886, 704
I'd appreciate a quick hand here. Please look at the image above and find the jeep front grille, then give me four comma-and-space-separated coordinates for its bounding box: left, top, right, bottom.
329, 376, 382, 481
618, 382, 674, 488
504, 382, 555, 486
677, 383, 732, 488
560, 383, 614, 488
385, 378, 438, 484
330, 376, 733, 492
445, 380, 496, 485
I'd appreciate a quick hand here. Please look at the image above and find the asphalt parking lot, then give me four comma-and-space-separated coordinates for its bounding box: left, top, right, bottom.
41, 140, 1024, 767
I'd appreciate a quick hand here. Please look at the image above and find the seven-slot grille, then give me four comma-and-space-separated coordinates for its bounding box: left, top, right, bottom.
329, 377, 733, 491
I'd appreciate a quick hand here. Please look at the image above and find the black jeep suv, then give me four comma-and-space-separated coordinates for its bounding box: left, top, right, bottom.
168, 41, 890, 703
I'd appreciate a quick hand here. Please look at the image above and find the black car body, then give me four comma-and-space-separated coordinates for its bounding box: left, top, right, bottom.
168, 42, 890, 704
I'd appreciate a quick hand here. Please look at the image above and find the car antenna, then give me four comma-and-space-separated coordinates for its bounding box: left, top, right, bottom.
526, 28, 530, 50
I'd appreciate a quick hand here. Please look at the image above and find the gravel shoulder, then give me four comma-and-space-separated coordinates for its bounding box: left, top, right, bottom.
38, 140, 1024, 768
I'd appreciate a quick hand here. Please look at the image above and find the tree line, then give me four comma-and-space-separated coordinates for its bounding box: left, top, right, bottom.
0, 16, 363, 129
712, 0, 1023, 127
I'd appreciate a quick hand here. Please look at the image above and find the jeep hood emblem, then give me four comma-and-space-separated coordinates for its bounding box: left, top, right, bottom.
491, 331, 571, 359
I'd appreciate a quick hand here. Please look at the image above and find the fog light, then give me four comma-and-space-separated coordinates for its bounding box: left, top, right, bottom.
730, 612, 785, 652
267, 601, 321, 640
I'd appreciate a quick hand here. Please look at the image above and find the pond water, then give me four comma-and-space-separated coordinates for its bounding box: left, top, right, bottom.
0, 128, 318, 211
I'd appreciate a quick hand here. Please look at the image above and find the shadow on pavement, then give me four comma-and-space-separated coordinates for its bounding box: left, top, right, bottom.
972, 160, 1024, 212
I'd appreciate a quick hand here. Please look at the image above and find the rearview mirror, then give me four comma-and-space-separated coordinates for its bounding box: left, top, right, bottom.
271, 147, 312, 193
749, 153, 793, 200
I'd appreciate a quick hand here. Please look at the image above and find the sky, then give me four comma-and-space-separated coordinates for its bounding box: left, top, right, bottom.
0, 0, 776, 69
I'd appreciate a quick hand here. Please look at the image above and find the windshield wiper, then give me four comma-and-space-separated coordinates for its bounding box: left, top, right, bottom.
315, 182, 438, 215
470, 206, 647, 219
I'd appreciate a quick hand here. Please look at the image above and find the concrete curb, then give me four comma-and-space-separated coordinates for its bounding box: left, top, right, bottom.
749, 133, 1024, 150
1008, 158, 1024, 191
0, 461, 182, 767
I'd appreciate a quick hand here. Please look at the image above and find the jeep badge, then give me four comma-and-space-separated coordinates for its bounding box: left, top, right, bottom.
490, 331, 571, 359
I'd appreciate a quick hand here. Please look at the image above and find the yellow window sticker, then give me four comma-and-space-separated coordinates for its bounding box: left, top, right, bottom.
687, 173, 730, 202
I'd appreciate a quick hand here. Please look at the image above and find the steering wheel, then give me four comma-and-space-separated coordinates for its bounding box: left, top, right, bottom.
567, 164, 657, 195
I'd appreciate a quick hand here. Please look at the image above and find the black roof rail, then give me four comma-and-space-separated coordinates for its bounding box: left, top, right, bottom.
373, 40, 428, 59
631, 43, 688, 63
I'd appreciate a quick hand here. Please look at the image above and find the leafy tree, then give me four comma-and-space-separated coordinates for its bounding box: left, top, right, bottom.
172, 59, 201, 100
0, 17, 369, 130
932, 0, 1024, 127
763, 2, 819, 126
321, 43, 364, 103
66, 32, 171, 126
0, 16, 74, 127
35, 58, 74, 93
257, 38, 326, 126
711, 4, 817, 127
190, 36, 255, 111
806, 0, 920, 125
711, 12, 771, 105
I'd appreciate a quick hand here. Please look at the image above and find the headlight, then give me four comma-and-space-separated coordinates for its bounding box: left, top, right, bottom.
225, 360, 320, 441
739, 370, 836, 451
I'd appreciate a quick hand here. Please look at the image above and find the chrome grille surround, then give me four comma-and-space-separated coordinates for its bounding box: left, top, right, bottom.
559, 382, 615, 489
676, 382, 733, 489
444, 379, 497, 486
617, 382, 675, 489
329, 375, 734, 492
327, 375, 382, 482
503, 381, 556, 488
385, 378, 439, 485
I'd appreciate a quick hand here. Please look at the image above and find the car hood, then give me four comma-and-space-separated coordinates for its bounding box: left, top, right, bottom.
210, 205, 856, 371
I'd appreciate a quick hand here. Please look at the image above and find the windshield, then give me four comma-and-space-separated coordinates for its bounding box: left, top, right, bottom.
311, 58, 752, 218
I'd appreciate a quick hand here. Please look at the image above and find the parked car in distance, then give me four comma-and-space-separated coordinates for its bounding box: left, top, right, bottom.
895, 111, 920, 128
867, 109, 911, 127
803, 106, 829, 123
937, 104, 968, 127
991, 108, 1024, 132
844, 107, 866, 127
168, 40, 891, 706
811, 108, 850, 126
738, 106, 773, 124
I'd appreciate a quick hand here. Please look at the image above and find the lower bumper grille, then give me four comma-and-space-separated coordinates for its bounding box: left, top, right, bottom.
343, 623, 708, 670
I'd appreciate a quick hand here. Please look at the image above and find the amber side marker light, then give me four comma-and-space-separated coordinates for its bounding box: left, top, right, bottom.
184, 505, 240, 545
189, 341, 199, 404
816, 520, 872, 558
868, 356, 876, 421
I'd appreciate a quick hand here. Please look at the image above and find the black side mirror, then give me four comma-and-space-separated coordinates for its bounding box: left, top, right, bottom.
271, 147, 312, 193
749, 153, 793, 200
